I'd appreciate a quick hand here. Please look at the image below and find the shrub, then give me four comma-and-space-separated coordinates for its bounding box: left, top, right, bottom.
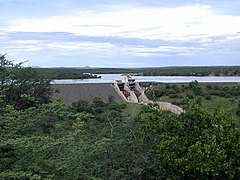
139, 106, 240, 179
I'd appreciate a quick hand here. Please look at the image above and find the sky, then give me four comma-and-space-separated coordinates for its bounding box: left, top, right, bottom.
0, 0, 240, 67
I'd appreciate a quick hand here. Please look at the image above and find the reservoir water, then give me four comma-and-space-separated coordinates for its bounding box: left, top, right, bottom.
51, 74, 240, 84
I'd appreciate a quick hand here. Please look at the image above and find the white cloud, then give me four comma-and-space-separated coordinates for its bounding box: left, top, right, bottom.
1, 39, 116, 56
45, 42, 117, 57
43, 42, 204, 57
5, 5, 240, 41
2, 37, 204, 58
1, 43, 43, 52
123, 45, 205, 57
13, 40, 43, 44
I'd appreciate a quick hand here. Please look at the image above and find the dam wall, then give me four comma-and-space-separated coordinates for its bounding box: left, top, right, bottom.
52, 83, 125, 103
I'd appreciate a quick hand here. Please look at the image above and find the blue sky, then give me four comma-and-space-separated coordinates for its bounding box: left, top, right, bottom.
0, 0, 240, 67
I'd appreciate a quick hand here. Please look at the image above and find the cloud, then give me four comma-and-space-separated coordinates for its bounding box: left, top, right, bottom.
1, 30, 239, 60
5, 5, 240, 41
1, 4, 240, 67
0, 35, 204, 58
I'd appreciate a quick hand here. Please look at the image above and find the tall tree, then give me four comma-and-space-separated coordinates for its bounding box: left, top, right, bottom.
139, 105, 240, 179
0, 54, 52, 110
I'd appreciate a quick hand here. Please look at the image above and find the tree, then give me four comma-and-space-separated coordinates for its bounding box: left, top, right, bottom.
139, 105, 240, 179
236, 100, 240, 117
0, 54, 52, 110
0, 100, 91, 179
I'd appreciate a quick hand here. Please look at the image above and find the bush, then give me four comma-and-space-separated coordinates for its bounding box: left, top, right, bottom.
154, 89, 165, 97
72, 100, 92, 113
139, 106, 240, 179
169, 94, 180, 98
206, 84, 213, 90
186, 93, 194, 99
0, 54, 52, 110
205, 94, 211, 100
236, 109, 240, 116
192, 86, 204, 96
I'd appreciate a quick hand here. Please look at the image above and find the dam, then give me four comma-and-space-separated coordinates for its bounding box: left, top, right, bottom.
52, 78, 183, 115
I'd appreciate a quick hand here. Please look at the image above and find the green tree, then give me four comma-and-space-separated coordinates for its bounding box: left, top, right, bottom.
0, 100, 94, 179
1, 95, 148, 179
236, 100, 240, 117
0, 54, 52, 110
139, 106, 240, 179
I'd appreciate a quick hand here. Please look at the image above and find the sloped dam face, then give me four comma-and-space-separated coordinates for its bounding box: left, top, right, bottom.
51, 83, 125, 103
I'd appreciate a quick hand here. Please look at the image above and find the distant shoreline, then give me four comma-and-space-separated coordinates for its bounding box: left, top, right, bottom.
34, 66, 240, 78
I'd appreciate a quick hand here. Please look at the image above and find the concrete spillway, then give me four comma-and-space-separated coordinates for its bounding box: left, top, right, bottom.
134, 82, 150, 103
124, 83, 138, 103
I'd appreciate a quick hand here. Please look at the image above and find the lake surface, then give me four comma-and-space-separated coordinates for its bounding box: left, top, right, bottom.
51, 74, 240, 84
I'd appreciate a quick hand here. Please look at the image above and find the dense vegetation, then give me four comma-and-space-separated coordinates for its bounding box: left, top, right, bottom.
34, 66, 240, 77
146, 81, 240, 125
140, 106, 240, 179
141, 66, 240, 76
34, 68, 99, 80
0, 54, 52, 110
1, 54, 240, 179
34, 67, 138, 76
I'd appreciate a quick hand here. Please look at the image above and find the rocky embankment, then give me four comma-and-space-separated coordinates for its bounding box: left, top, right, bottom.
157, 102, 183, 115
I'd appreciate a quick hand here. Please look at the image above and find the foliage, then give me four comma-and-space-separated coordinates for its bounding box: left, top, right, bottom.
146, 82, 240, 122
34, 66, 240, 77
1, 96, 148, 179
0, 54, 52, 110
139, 105, 240, 179
0, 100, 92, 179
34, 67, 137, 76
141, 66, 240, 76
1, 54, 240, 179
1, 56, 148, 179
73, 102, 147, 179
236, 100, 240, 117
35, 68, 100, 79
